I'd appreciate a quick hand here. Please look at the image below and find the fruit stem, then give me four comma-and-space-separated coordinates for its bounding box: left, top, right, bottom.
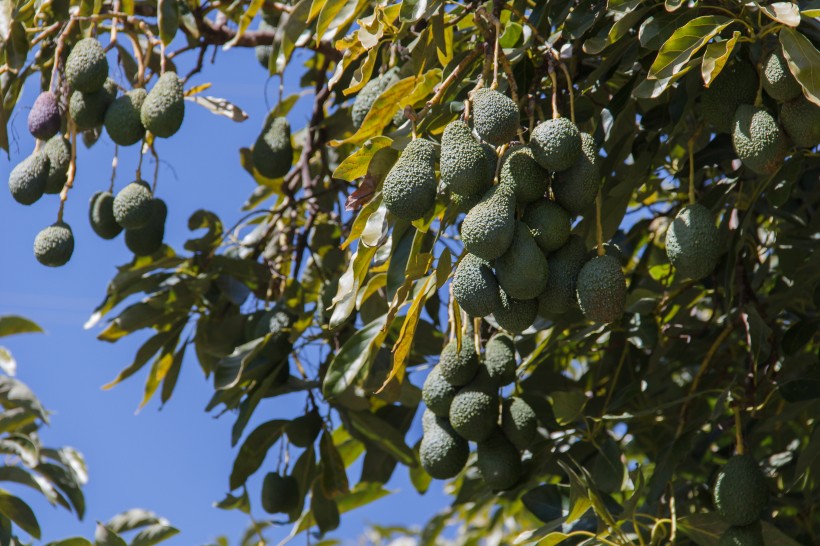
49, 19, 77, 97
595, 191, 604, 257
734, 404, 745, 455
57, 123, 78, 223
548, 66, 560, 119
557, 61, 575, 124
491, 18, 500, 90
687, 137, 696, 205
109, 145, 118, 193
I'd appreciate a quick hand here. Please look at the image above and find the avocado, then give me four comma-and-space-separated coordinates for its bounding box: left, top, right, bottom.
471, 87, 520, 146
523, 199, 571, 253
498, 145, 550, 204
576, 254, 626, 323
781, 95, 820, 148
65, 38, 108, 93
713, 454, 768, 526
420, 413, 469, 480
665, 203, 720, 281
439, 337, 480, 387
461, 184, 516, 261
537, 235, 587, 316
552, 132, 600, 214
701, 61, 758, 134
493, 288, 537, 334
762, 47, 802, 102
28, 92, 61, 140
124, 198, 167, 256
449, 378, 499, 442
9, 153, 49, 205
252, 116, 293, 179
34, 221, 74, 267
422, 364, 459, 417
141, 71, 185, 138
113, 180, 154, 229
501, 396, 537, 450
69, 78, 118, 130
382, 138, 438, 221
476, 430, 522, 490
494, 221, 550, 301
441, 119, 496, 196
104, 88, 148, 146
89, 191, 123, 239
483, 333, 516, 387
452, 253, 502, 318
42, 134, 71, 194
261, 472, 300, 514
530, 117, 581, 172
732, 105, 788, 175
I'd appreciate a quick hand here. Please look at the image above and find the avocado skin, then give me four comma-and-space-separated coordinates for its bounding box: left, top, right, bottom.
781, 95, 820, 148
523, 199, 571, 253
261, 472, 300, 514
34, 221, 74, 267
89, 191, 123, 239
712, 454, 768, 526
452, 253, 502, 318
439, 337, 479, 387
472, 88, 520, 146
476, 430, 522, 490
552, 132, 600, 215
70, 78, 118, 130
382, 138, 438, 221
441, 120, 496, 197
9, 153, 49, 205
28, 92, 61, 140
448, 379, 499, 442
483, 333, 516, 387
461, 184, 516, 261
762, 48, 802, 102
104, 89, 148, 146
141, 71, 185, 138
530, 117, 581, 172
124, 198, 168, 256
493, 288, 537, 334
731, 105, 788, 175
494, 221, 550, 301
501, 396, 536, 450
576, 254, 626, 324
422, 365, 458, 417
42, 135, 71, 194
419, 414, 469, 480
538, 235, 587, 316
65, 38, 109, 93
665, 203, 720, 281
252, 116, 294, 179
113, 180, 154, 229
701, 61, 758, 134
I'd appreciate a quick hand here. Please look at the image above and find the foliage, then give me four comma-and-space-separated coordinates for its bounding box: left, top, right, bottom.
2, 0, 820, 545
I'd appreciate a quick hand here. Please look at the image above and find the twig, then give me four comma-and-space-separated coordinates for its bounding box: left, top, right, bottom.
595, 191, 604, 257
57, 124, 78, 222
688, 137, 696, 204
548, 66, 560, 119
558, 62, 574, 124
49, 19, 77, 96
417, 48, 482, 119
733, 405, 745, 455
109, 145, 118, 193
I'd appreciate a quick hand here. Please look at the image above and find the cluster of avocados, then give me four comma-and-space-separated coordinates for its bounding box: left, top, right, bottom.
701, 46, 819, 174
420, 327, 537, 490
8, 37, 185, 267
712, 454, 769, 545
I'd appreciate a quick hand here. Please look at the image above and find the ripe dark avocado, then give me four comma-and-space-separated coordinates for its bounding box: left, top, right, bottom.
523, 199, 571, 253
493, 288, 537, 334
9, 153, 49, 205
732, 105, 788, 175
498, 145, 550, 204
449, 377, 499, 442
461, 184, 516, 261
701, 61, 758, 134
440, 120, 496, 197
113, 180, 154, 229
252, 116, 293, 179
28, 92, 61, 140
420, 414, 469, 480
483, 333, 516, 387
576, 254, 626, 323
476, 430, 522, 490
104, 89, 148, 146
261, 472, 300, 514
471, 87, 520, 146
762, 48, 802, 102
69, 78, 118, 130
422, 365, 458, 417
530, 117, 582, 172
124, 198, 167, 256
286, 410, 322, 448
89, 191, 123, 239
537, 235, 587, 316
42, 134, 71, 194
665, 203, 720, 281
452, 253, 502, 318
712, 454, 768, 526
141, 72, 185, 138
781, 95, 820, 148
65, 38, 109, 93
494, 221, 549, 301
382, 138, 438, 221
34, 221, 74, 267
501, 396, 537, 450
552, 132, 600, 214
439, 337, 479, 387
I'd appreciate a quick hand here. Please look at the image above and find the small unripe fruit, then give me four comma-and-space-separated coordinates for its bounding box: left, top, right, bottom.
34, 222, 74, 267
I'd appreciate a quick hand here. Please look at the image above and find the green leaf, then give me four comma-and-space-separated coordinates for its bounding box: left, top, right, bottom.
0, 347, 15, 376
550, 391, 588, 425
229, 419, 287, 490
678, 512, 802, 546
95, 523, 128, 546
157, 0, 180, 45
648, 16, 732, 81
556, 461, 591, 524
225, 0, 263, 48
213, 490, 250, 513
332, 137, 393, 182
779, 28, 820, 106
319, 430, 350, 497
779, 379, 820, 402
701, 31, 740, 86
130, 523, 180, 546
310, 480, 340, 534
44, 539, 93, 546
328, 245, 378, 329
347, 411, 416, 465
758, 2, 800, 27
0, 316, 43, 338
399, 0, 427, 22
105, 509, 161, 533
316, 0, 354, 45
271, 0, 311, 74
323, 315, 389, 398
384, 274, 436, 390
0, 489, 40, 538
521, 485, 564, 523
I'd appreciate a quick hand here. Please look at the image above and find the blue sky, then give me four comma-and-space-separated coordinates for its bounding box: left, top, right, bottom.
0, 42, 445, 545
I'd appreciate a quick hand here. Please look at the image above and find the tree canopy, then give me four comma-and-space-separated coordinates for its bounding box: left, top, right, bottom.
1, 0, 819, 545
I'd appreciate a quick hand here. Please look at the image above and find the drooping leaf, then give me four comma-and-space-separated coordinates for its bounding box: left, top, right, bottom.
780, 28, 820, 106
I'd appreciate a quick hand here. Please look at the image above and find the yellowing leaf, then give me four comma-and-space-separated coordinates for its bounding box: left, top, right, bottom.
333, 137, 393, 181
702, 31, 740, 87
224, 0, 264, 49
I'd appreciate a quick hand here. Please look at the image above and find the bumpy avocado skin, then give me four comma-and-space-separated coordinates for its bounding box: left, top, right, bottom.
732, 105, 788, 175
89, 191, 123, 239
498, 145, 549, 204
441, 120, 496, 196
450, 191, 483, 214
285, 410, 322, 448
70, 78, 117, 130
449, 380, 499, 442
382, 138, 437, 221
552, 132, 600, 214
665, 203, 720, 281
9, 153, 49, 205
713, 454, 769, 527
461, 185, 516, 261
261, 472, 299, 514
124, 198, 167, 256
576, 254, 626, 323
483, 333, 516, 387
104, 89, 148, 146
351, 67, 401, 129
523, 199, 571, 253
717, 523, 765, 546
452, 253, 502, 318
501, 396, 537, 450
253, 116, 293, 179
701, 61, 758, 133
762, 48, 802, 102
113, 180, 154, 229
781, 95, 820, 148
472, 88, 520, 146
439, 337, 480, 387
494, 221, 550, 300
476, 431, 522, 490
28, 92, 61, 140
530, 117, 582, 172
141, 72, 185, 138
420, 414, 469, 480
254, 21, 275, 69
34, 222, 74, 267
538, 235, 587, 316
493, 288, 537, 334
65, 38, 109, 93
42, 135, 71, 194
422, 365, 458, 417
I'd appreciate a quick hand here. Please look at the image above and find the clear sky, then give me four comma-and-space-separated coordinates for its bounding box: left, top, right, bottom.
0, 41, 446, 545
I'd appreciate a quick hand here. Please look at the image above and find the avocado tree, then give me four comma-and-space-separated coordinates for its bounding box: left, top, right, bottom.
1, 0, 819, 544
